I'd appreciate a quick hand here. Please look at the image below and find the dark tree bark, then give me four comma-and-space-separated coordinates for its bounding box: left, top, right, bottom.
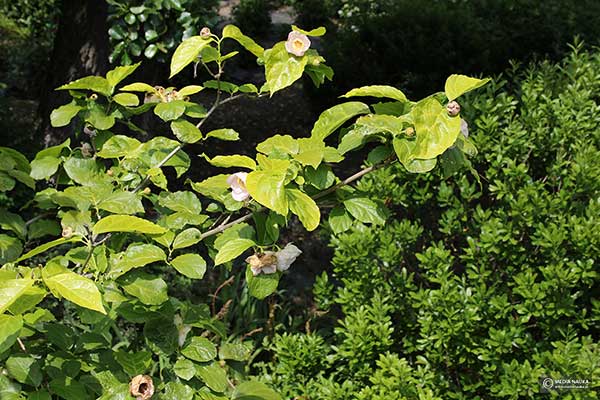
38, 0, 109, 147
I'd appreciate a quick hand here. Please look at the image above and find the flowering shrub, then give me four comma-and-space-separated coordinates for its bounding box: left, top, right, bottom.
0, 24, 487, 398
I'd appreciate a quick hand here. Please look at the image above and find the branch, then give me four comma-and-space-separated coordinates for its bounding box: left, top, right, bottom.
199, 157, 397, 240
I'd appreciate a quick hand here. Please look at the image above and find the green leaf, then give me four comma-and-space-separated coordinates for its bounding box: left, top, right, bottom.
170, 36, 212, 78
264, 42, 308, 95
0, 279, 33, 314
171, 119, 203, 143
206, 128, 239, 141
222, 25, 264, 58
158, 191, 202, 214
172, 228, 202, 250
182, 336, 217, 362
286, 189, 320, 231
30, 157, 61, 180
196, 363, 228, 393
245, 267, 280, 300
412, 98, 461, 159
57, 76, 112, 96
6, 355, 43, 386
214, 239, 255, 266
112, 92, 139, 107
355, 114, 408, 135
120, 82, 156, 93
106, 62, 140, 88
323, 146, 344, 162
0, 209, 26, 239
0, 234, 23, 264
97, 135, 141, 158
42, 264, 106, 314
205, 155, 256, 170
119, 271, 168, 305
98, 190, 144, 214
343, 197, 386, 225
28, 219, 60, 240
109, 243, 166, 278
7, 169, 34, 189
219, 342, 251, 361
114, 350, 152, 376
291, 25, 326, 37
444, 74, 490, 101
256, 134, 299, 155
93, 215, 167, 235
155, 100, 186, 122
7, 285, 46, 315
50, 102, 82, 127
85, 105, 116, 130
337, 129, 366, 155
232, 381, 281, 400
170, 253, 206, 279
16, 236, 82, 262
294, 137, 325, 168
245, 166, 290, 216
342, 85, 408, 102
178, 85, 204, 97
328, 206, 353, 234
49, 377, 88, 400
63, 157, 102, 185
311, 102, 370, 140
174, 358, 196, 381
0, 315, 22, 353
161, 381, 194, 400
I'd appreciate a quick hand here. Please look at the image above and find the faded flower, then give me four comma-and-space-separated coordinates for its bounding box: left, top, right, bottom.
446, 100, 461, 117
129, 375, 154, 400
227, 172, 250, 201
200, 27, 211, 38
174, 314, 192, 347
245, 243, 302, 276
460, 119, 469, 138
285, 31, 311, 57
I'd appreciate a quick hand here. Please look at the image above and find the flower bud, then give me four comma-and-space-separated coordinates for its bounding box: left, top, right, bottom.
143, 187, 151, 195
405, 127, 415, 137
107, 169, 114, 177
129, 375, 154, 400
89, 93, 98, 101
446, 101, 461, 117
200, 27, 211, 38
61, 227, 73, 238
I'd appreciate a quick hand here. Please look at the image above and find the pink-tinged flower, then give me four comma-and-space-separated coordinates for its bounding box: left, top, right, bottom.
227, 172, 250, 201
460, 119, 469, 138
129, 375, 154, 400
446, 100, 461, 117
245, 243, 302, 276
285, 31, 311, 57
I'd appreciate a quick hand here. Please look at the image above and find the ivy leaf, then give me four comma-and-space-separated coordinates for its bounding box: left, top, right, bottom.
50, 102, 82, 127
245, 267, 280, 300
42, 263, 106, 314
170, 254, 206, 279
118, 271, 168, 305
222, 25, 264, 57
342, 85, 408, 102
286, 189, 320, 231
170, 36, 212, 78
445, 74, 490, 101
264, 42, 308, 95
0, 279, 34, 314
343, 197, 386, 225
311, 102, 370, 140
171, 119, 203, 143
181, 336, 217, 362
93, 215, 167, 235
206, 128, 240, 141
154, 100, 186, 122
214, 239, 255, 266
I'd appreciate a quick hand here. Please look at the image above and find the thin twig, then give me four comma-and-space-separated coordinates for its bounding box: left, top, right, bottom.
211, 275, 235, 316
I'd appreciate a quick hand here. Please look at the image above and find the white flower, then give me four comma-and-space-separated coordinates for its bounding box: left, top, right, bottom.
275, 243, 302, 272
227, 172, 250, 201
174, 314, 192, 347
245, 243, 302, 276
285, 31, 311, 57
460, 119, 469, 138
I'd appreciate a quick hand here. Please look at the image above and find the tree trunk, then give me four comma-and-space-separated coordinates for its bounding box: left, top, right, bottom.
38, 0, 109, 147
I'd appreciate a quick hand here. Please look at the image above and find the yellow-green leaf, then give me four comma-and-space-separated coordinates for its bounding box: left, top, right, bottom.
286, 189, 320, 231
444, 74, 490, 101
342, 85, 408, 102
170, 36, 212, 78
92, 215, 167, 235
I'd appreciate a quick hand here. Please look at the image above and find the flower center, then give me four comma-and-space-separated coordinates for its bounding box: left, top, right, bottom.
293, 39, 304, 51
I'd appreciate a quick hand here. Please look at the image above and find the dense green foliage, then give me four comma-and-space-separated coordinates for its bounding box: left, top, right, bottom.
107, 0, 219, 64
259, 44, 600, 399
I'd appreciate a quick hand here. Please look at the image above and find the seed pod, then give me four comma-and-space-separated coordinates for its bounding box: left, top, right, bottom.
61, 227, 73, 238
446, 101, 461, 117
81, 143, 93, 158
129, 375, 154, 400
200, 27, 211, 38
